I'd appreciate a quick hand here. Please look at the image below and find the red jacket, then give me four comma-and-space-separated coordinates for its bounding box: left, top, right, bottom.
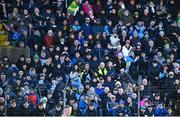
28, 94, 38, 107
44, 35, 53, 48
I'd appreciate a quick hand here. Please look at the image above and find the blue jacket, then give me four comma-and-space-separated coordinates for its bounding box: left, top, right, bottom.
82, 23, 92, 36
95, 88, 104, 96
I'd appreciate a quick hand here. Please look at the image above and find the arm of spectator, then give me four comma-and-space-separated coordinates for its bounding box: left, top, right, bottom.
2, 23, 10, 31
106, 102, 110, 111
0, 2, 6, 16
159, 72, 166, 79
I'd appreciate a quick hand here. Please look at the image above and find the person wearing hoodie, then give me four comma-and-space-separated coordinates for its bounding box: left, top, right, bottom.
84, 103, 98, 116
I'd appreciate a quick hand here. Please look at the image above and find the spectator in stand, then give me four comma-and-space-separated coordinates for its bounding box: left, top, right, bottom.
0, 0, 179, 116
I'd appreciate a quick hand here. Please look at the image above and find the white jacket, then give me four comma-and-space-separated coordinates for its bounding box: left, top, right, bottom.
110, 34, 121, 49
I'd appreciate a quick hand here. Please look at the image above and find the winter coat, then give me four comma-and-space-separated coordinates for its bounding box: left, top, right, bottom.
84, 108, 98, 116
43, 35, 53, 48
48, 108, 62, 116
82, 23, 92, 36
7, 106, 19, 116
70, 72, 82, 89
110, 34, 121, 49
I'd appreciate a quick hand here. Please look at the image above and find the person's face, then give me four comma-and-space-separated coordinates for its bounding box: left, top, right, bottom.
20, 57, 25, 61
88, 35, 93, 39
73, 103, 78, 109
142, 79, 147, 86
38, 104, 43, 110
16, 80, 21, 86
149, 41, 154, 47
153, 62, 158, 67
12, 72, 17, 77
124, 10, 129, 16
108, 0, 112, 3
11, 102, 16, 107
24, 10, 28, 15
175, 79, 179, 84
56, 106, 61, 111
122, 31, 127, 37
125, 42, 130, 47
97, 83, 102, 89
108, 61, 113, 67
19, 71, 24, 76
57, 64, 61, 69
107, 76, 112, 82
75, 52, 80, 58
74, 20, 79, 25
79, 87, 84, 93
47, 93, 52, 98
34, 8, 40, 14
104, 87, 109, 93
85, 64, 89, 70
89, 87, 95, 93
74, 65, 78, 70
85, 84, 90, 89
118, 88, 124, 94
93, 56, 97, 61
133, 31, 137, 37
140, 85, 144, 91
80, 10, 84, 15
112, 9, 116, 14
85, 0, 89, 4
111, 96, 116, 101
92, 78, 97, 83
24, 102, 29, 108
30, 68, 36, 74
132, 93, 137, 99
130, 0, 135, 5
86, 19, 90, 23
64, 46, 68, 51
89, 105, 94, 110
97, 0, 100, 5
64, 107, 72, 116
127, 97, 132, 103
169, 74, 174, 78
108, 20, 112, 26
26, 57, 31, 63
100, 62, 105, 68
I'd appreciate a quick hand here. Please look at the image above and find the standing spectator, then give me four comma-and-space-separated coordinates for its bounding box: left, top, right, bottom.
44, 30, 54, 48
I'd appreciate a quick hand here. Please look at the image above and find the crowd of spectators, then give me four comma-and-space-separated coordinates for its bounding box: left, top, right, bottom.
0, 0, 180, 116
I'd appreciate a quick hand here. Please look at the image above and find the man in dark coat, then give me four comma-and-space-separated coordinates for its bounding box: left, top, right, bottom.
84, 103, 98, 116
33, 102, 46, 116
7, 100, 19, 116
48, 103, 62, 116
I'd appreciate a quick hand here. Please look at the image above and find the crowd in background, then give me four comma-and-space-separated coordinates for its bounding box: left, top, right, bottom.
0, 0, 180, 116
